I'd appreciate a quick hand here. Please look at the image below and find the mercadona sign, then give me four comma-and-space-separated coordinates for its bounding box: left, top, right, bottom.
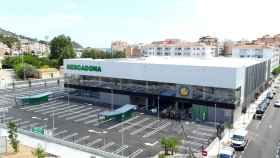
66, 64, 102, 72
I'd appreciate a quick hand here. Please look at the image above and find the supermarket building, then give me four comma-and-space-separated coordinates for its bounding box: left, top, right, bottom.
64, 57, 270, 123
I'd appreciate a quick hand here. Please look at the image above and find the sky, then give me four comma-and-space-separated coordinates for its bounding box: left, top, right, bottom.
0, 0, 280, 48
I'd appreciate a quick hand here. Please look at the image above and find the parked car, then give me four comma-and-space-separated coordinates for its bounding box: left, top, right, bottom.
274, 100, 280, 107
218, 147, 236, 158
253, 102, 268, 120
231, 129, 248, 150
267, 91, 274, 99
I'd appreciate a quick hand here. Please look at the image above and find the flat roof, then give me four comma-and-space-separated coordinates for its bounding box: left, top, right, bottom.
71, 57, 265, 68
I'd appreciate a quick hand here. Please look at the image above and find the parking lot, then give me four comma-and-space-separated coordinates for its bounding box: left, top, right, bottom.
0, 83, 217, 158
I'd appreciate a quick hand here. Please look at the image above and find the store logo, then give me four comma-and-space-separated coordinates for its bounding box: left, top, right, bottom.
180, 87, 189, 96
66, 64, 102, 72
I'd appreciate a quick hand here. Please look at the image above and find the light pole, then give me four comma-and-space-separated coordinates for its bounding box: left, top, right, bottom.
157, 96, 160, 128
214, 103, 217, 127
51, 112, 54, 132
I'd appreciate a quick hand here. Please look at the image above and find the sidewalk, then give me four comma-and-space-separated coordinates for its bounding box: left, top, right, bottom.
206, 87, 272, 158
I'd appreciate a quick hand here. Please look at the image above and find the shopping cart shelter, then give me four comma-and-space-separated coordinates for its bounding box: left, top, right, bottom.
64, 57, 270, 124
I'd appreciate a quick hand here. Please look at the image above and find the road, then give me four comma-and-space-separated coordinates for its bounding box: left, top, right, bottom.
241, 90, 280, 158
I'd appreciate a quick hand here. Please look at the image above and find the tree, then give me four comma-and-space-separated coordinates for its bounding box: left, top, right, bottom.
0, 35, 19, 55
49, 35, 76, 66
160, 137, 181, 155
14, 63, 38, 79
7, 121, 19, 153
160, 137, 169, 155
169, 137, 180, 155
32, 145, 46, 158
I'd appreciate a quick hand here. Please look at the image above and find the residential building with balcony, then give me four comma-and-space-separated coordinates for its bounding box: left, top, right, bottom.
142, 40, 217, 58
232, 44, 280, 72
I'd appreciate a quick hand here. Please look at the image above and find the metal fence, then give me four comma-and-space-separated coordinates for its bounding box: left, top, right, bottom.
4, 77, 64, 89
0, 124, 127, 158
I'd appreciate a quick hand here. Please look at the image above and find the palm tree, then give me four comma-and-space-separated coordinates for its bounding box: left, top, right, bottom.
160, 137, 169, 155
32, 145, 46, 158
169, 137, 180, 155
160, 137, 181, 155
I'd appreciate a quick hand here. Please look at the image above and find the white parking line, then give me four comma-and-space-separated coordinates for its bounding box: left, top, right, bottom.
87, 138, 103, 147
99, 142, 115, 150
113, 145, 129, 154
75, 135, 90, 144
74, 113, 100, 122
18, 121, 30, 127
142, 121, 172, 138
33, 103, 67, 113
118, 118, 150, 133
128, 149, 143, 158
65, 109, 101, 121
187, 135, 209, 142
52, 106, 84, 116
58, 107, 91, 118
192, 130, 214, 137
42, 105, 80, 115
107, 116, 140, 130
84, 118, 100, 124
130, 120, 160, 135
53, 130, 68, 137
24, 122, 39, 129
62, 133, 78, 141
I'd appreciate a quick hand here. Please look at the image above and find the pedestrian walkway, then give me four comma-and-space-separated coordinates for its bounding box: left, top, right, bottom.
206, 86, 272, 158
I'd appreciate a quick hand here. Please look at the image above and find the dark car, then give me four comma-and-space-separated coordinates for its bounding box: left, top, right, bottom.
253, 102, 268, 120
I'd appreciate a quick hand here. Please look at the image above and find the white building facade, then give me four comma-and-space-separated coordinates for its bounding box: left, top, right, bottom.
142, 41, 217, 57
64, 57, 270, 124
232, 45, 280, 72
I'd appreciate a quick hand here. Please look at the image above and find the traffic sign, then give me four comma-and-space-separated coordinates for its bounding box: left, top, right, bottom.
32, 127, 45, 135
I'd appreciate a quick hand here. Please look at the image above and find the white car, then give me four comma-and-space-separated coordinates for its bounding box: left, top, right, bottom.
218, 147, 236, 158
231, 129, 248, 150
274, 100, 280, 107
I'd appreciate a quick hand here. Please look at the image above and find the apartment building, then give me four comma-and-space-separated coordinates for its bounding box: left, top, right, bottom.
232, 44, 280, 71
142, 39, 217, 57
111, 40, 128, 52
0, 42, 9, 57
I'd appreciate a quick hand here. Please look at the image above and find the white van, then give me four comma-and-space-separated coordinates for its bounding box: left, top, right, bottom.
231, 129, 248, 150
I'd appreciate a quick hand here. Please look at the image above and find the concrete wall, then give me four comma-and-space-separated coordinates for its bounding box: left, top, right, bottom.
0, 128, 103, 158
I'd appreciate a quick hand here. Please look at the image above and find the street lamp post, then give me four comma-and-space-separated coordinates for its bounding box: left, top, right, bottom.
51, 112, 54, 132
157, 96, 160, 128
214, 103, 217, 127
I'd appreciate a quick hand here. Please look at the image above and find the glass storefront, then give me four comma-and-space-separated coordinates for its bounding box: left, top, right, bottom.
65, 74, 241, 105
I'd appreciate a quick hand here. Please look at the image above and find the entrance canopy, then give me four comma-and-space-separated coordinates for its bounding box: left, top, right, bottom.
16, 92, 53, 106
100, 104, 137, 117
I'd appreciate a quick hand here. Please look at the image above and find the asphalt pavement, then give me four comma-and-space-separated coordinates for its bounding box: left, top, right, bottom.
240, 87, 280, 158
